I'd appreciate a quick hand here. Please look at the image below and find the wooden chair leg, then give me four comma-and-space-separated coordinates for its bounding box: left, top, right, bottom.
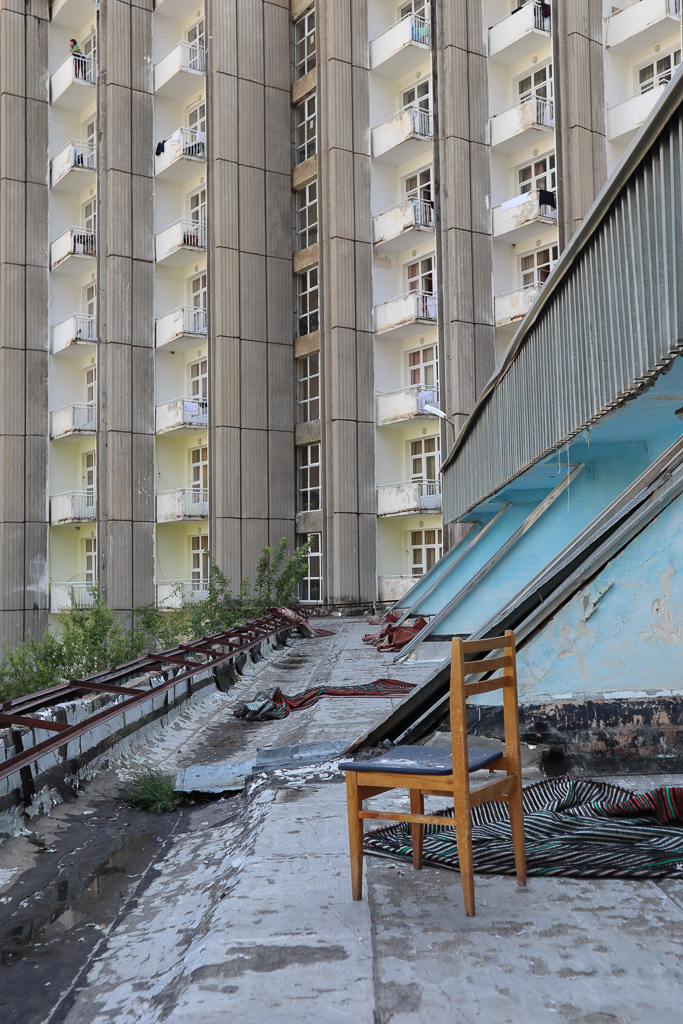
410, 789, 424, 870
508, 780, 527, 887
453, 795, 475, 917
345, 772, 363, 900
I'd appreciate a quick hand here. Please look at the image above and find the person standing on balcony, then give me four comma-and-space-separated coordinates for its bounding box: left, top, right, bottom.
70, 39, 86, 80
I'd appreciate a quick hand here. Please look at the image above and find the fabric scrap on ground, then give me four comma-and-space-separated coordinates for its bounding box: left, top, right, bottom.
311, 628, 335, 637
363, 776, 683, 878
233, 679, 416, 722
362, 615, 427, 651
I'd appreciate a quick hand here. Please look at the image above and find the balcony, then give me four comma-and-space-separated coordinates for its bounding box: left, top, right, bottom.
155, 42, 205, 100
156, 305, 207, 351
606, 84, 668, 145
50, 490, 96, 525
489, 3, 551, 67
376, 385, 439, 426
490, 96, 554, 154
377, 575, 418, 603
155, 219, 206, 267
50, 403, 96, 440
495, 284, 541, 327
156, 396, 207, 434
50, 53, 96, 110
156, 580, 208, 610
155, 128, 206, 182
51, 140, 96, 192
369, 13, 430, 78
156, 488, 208, 522
50, 582, 95, 613
373, 198, 434, 253
606, 0, 681, 57
51, 0, 95, 29
154, 0, 199, 17
50, 227, 96, 276
52, 313, 96, 355
492, 189, 557, 243
377, 480, 442, 517
374, 290, 437, 340
371, 106, 433, 165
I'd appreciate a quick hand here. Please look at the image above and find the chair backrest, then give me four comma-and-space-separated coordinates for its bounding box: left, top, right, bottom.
448, 632, 520, 784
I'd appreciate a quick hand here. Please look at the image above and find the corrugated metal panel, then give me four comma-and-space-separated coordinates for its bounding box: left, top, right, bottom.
443, 73, 683, 523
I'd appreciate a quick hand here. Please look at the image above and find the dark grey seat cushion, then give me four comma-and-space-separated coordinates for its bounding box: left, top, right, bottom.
339, 745, 503, 776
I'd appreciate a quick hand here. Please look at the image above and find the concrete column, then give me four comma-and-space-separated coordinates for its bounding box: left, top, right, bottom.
432, 0, 495, 468
553, 0, 607, 250
0, 0, 49, 645
96, 0, 156, 614
207, 0, 294, 588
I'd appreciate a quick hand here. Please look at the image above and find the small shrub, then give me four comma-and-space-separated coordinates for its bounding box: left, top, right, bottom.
124, 767, 180, 814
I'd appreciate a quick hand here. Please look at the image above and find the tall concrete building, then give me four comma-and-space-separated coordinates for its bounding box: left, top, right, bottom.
0, 0, 679, 643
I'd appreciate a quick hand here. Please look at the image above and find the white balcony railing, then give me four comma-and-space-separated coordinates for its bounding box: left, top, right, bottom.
51, 140, 96, 189
50, 490, 96, 524
371, 105, 433, 163
51, 227, 96, 273
373, 197, 434, 252
376, 385, 439, 426
155, 305, 207, 349
51, 403, 96, 439
369, 13, 430, 77
490, 96, 554, 153
377, 479, 442, 517
495, 283, 541, 327
155, 219, 206, 265
489, 2, 550, 66
606, 0, 681, 57
156, 488, 208, 522
606, 84, 669, 144
50, 53, 96, 108
156, 580, 208, 610
156, 396, 208, 433
50, 582, 96, 613
155, 41, 205, 98
52, 313, 97, 354
374, 290, 437, 337
155, 127, 206, 180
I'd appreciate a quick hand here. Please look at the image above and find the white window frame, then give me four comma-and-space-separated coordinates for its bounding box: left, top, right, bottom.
297, 443, 321, 512
298, 533, 323, 603
517, 152, 555, 195
294, 10, 316, 81
296, 181, 318, 251
402, 77, 431, 112
409, 435, 440, 483
297, 351, 320, 423
83, 535, 97, 584
190, 444, 208, 492
295, 94, 317, 165
190, 534, 209, 590
520, 243, 559, 288
517, 62, 553, 104
407, 344, 438, 390
409, 527, 442, 577
297, 266, 319, 337
638, 48, 681, 94
190, 271, 207, 308
86, 364, 96, 405
189, 186, 206, 223
189, 357, 208, 399
406, 254, 434, 294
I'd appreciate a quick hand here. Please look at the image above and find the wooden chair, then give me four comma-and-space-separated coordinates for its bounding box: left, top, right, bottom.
339, 631, 526, 916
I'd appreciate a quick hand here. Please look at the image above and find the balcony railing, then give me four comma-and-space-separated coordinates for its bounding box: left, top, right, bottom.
155, 305, 207, 349
156, 580, 208, 610
374, 290, 437, 337
51, 402, 96, 439
490, 96, 554, 153
369, 13, 430, 77
606, 0, 681, 57
155, 219, 206, 265
155, 41, 205, 98
606, 84, 669, 144
52, 313, 97, 354
156, 488, 208, 522
371, 105, 433, 163
492, 188, 557, 242
489, 2, 550, 67
50, 582, 96, 613
156, 396, 208, 433
377, 479, 442, 517
50, 490, 96, 524
50, 53, 96, 108
51, 140, 96, 190
51, 227, 96, 273
373, 197, 434, 252
376, 384, 439, 426
494, 283, 542, 327
155, 127, 206, 181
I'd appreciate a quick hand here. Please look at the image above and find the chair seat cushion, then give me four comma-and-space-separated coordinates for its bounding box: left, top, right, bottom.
339, 745, 503, 776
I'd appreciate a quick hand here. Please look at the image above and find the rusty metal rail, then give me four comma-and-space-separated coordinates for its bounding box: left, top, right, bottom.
0, 612, 295, 788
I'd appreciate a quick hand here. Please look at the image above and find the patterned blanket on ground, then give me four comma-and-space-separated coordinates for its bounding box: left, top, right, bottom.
363, 777, 683, 878
233, 679, 416, 721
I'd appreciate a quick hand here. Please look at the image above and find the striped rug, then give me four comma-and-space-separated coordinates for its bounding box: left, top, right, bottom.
363, 777, 683, 878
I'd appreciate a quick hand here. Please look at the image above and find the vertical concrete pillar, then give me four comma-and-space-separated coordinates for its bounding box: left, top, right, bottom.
433, 0, 495, 481
0, 0, 49, 645
553, 0, 607, 249
97, 0, 156, 614
318, 0, 375, 606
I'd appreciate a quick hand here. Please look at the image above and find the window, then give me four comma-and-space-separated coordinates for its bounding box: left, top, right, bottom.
639, 51, 681, 93
410, 436, 439, 482
188, 101, 206, 133
186, 19, 205, 70
84, 536, 97, 583
83, 451, 96, 514
190, 272, 207, 308
84, 283, 96, 317
298, 533, 322, 602
296, 181, 318, 250
191, 535, 209, 590
295, 94, 316, 165
399, 1, 427, 19
297, 443, 320, 511
83, 198, 96, 233
83, 31, 97, 64
518, 154, 555, 194
407, 255, 434, 293
294, 11, 316, 80
86, 365, 96, 405
297, 267, 319, 336
402, 79, 430, 112
518, 63, 552, 104
297, 352, 320, 423
189, 187, 206, 223
410, 529, 442, 577
405, 167, 432, 203
408, 345, 438, 389
84, 117, 96, 156
191, 445, 208, 492
189, 358, 208, 399
521, 244, 558, 288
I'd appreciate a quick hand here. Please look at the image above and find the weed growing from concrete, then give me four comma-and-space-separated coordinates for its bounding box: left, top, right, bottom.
124, 768, 180, 815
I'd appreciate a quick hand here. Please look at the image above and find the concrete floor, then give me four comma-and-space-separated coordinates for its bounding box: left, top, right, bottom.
1, 619, 682, 1023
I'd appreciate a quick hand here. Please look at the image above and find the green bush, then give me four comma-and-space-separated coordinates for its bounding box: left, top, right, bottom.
124, 767, 180, 814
